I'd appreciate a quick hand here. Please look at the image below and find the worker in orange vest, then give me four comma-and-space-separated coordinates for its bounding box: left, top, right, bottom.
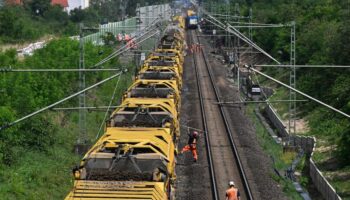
180, 131, 199, 162
226, 181, 240, 200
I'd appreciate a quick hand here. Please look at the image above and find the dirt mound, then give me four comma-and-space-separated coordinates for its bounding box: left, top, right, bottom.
87, 169, 153, 181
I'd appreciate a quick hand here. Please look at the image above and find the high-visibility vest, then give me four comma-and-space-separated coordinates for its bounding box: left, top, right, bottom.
226, 187, 238, 200
125, 34, 131, 41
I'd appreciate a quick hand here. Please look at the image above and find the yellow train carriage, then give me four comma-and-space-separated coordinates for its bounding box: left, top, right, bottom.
158, 31, 184, 51
166, 26, 185, 41
143, 54, 183, 76
109, 98, 180, 139
148, 50, 183, 66
138, 65, 182, 89
172, 15, 185, 29
66, 13, 186, 200
153, 48, 184, 65
65, 127, 176, 200
124, 79, 181, 109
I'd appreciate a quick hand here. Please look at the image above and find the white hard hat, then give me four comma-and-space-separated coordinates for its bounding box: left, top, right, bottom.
229, 181, 235, 186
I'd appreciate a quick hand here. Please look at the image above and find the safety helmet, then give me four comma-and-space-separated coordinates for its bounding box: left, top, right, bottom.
193, 131, 198, 136
229, 181, 235, 186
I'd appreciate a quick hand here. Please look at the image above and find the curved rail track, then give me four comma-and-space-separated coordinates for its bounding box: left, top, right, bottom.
189, 30, 253, 200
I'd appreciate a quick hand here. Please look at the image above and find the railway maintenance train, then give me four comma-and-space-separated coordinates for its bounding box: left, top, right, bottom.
65, 15, 186, 200
186, 9, 199, 29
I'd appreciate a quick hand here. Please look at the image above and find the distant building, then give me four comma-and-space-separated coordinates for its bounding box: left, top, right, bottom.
4, 0, 70, 11
67, 0, 90, 12
2, 0, 91, 13
52, 0, 69, 10
5, 0, 23, 5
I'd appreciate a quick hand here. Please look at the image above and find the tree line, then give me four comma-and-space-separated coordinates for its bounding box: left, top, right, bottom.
0, 0, 168, 44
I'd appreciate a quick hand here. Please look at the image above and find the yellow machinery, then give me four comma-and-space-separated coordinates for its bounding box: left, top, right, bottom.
65, 12, 186, 200
172, 16, 185, 30
143, 54, 183, 76
158, 28, 184, 51
153, 48, 184, 65
65, 127, 176, 200
124, 79, 181, 109
158, 36, 183, 52
187, 9, 196, 17
138, 65, 182, 89
109, 98, 179, 138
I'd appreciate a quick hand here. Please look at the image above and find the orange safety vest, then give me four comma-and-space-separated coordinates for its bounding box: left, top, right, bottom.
226, 187, 238, 200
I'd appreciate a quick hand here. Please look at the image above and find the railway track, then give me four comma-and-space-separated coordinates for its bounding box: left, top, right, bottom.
189, 30, 253, 200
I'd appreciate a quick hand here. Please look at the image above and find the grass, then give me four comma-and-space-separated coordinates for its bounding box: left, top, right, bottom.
0, 64, 135, 199
268, 87, 290, 120
245, 104, 303, 200
0, 118, 80, 199
332, 180, 350, 199
264, 86, 350, 199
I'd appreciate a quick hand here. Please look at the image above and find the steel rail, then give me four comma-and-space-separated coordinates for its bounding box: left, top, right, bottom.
190, 31, 219, 200
197, 33, 254, 200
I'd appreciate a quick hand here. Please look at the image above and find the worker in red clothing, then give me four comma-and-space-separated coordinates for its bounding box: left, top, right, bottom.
180, 131, 199, 162
226, 181, 240, 200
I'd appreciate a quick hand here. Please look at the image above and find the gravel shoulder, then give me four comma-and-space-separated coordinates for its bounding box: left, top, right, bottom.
198, 35, 289, 200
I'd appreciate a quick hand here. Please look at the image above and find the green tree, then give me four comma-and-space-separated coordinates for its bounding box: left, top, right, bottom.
25, 0, 51, 16
0, 106, 20, 165
337, 126, 350, 166
44, 5, 69, 22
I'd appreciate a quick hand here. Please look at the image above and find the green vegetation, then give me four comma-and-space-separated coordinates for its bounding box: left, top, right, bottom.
0, 5, 77, 43
241, 0, 350, 198
205, 0, 350, 198
246, 104, 302, 200
0, 38, 134, 198
248, 0, 350, 166
0, 0, 168, 44
0, 0, 168, 198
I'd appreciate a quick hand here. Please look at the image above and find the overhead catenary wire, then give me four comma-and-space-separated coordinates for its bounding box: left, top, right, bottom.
203, 16, 282, 64
227, 23, 282, 64
93, 27, 155, 66
214, 100, 308, 104
93, 12, 167, 67
0, 68, 123, 73
0, 6, 170, 131
0, 71, 124, 132
230, 25, 287, 28
90, 6, 172, 140
94, 26, 160, 67
209, 13, 250, 19
245, 65, 350, 118
228, 21, 286, 26
95, 74, 122, 140
52, 106, 123, 111
256, 64, 350, 68
197, 1, 350, 128
198, 6, 283, 64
